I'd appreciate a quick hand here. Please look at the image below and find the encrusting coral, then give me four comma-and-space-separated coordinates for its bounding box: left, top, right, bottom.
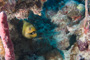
0, 0, 16, 13
69, 0, 90, 60
0, 38, 5, 60
51, 11, 70, 50
62, 1, 85, 21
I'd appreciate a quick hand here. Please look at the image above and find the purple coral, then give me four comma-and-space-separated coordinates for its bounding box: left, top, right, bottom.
0, 11, 15, 60
77, 40, 88, 51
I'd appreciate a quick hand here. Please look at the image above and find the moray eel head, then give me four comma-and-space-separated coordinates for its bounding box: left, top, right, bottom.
22, 21, 37, 39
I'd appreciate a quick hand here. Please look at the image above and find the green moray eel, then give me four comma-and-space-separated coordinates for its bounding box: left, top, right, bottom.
22, 20, 37, 39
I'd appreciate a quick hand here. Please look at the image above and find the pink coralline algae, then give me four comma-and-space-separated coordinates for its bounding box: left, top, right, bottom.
0, 11, 15, 60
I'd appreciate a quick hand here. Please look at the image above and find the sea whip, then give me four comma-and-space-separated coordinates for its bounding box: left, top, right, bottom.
0, 11, 15, 60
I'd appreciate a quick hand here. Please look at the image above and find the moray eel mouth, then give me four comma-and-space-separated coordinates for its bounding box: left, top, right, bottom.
28, 31, 36, 35
24, 31, 37, 39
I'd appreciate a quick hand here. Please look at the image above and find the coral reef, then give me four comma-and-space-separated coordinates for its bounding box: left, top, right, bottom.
7, 0, 85, 60
70, 0, 90, 60
0, 0, 16, 13
0, 12, 15, 60
0, 0, 89, 60
0, 38, 5, 58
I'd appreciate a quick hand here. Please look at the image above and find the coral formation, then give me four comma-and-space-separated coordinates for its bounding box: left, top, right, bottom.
0, 11, 15, 60
0, 0, 89, 60
0, 38, 5, 60
70, 43, 79, 60
0, 0, 16, 13
69, 0, 90, 60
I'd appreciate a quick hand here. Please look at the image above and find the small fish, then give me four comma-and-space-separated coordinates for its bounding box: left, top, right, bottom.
22, 20, 37, 39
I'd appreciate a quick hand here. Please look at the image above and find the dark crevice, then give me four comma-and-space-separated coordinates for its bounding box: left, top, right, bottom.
66, 34, 76, 50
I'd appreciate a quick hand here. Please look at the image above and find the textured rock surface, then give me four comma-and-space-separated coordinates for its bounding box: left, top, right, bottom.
0, 0, 87, 60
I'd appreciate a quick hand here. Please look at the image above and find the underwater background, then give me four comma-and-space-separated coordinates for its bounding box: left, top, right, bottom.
0, 0, 90, 60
